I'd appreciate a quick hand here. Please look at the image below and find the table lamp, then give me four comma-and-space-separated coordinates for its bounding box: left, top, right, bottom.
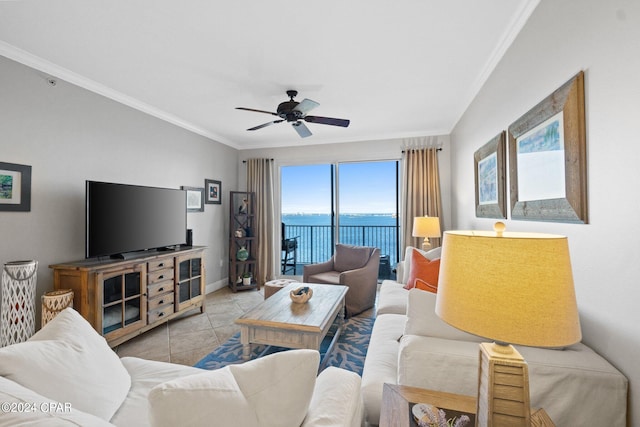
412, 216, 441, 250
435, 222, 581, 426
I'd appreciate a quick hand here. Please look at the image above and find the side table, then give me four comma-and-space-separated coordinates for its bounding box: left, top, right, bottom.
380, 384, 555, 427
380, 384, 475, 427
263, 278, 298, 299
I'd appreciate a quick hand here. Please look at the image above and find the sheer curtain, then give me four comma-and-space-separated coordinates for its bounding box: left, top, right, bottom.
245, 158, 277, 285
401, 142, 443, 252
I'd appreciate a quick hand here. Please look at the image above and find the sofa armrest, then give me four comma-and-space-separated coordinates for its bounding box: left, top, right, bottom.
398, 335, 628, 427
302, 367, 364, 427
338, 264, 375, 285
398, 335, 478, 397
303, 258, 335, 281
395, 260, 406, 285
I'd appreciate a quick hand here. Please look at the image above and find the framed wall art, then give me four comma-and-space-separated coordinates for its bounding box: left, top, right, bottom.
474, 132, 506, 219
0, 162, 32, 212
508, 71, 588, 223
181, 186, 204, 212
204, 179, 221, 204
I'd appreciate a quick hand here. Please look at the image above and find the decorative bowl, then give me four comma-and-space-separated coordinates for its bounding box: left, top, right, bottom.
290, 286, 313, 304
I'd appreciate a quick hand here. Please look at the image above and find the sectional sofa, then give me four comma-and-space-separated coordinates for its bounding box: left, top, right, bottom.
361, 246, 629, 426
0, 308, 365, 427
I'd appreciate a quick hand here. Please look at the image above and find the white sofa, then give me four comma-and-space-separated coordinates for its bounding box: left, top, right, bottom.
0, 308, 364, 427
361, 247, 629, 427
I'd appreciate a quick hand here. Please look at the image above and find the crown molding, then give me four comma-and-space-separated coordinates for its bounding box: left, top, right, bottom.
450, 0, 541, 132
0, 41, 241, 149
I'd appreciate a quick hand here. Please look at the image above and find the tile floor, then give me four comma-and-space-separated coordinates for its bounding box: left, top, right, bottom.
114, 286, 267, 366
115, 284, 378, 367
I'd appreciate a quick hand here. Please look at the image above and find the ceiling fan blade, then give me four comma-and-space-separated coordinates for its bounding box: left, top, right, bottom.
295, 98, 320, 115
236, 107, 278, 116
247, 120, 283, 131
304, 115, 350, 127
292, 121, 312, 138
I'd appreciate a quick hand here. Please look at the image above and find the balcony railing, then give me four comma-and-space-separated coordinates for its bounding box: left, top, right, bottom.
283, 224, 399, 277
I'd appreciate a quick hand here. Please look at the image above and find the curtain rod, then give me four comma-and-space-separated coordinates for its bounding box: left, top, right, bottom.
241, 148, 442, 163
401, 147, 443, 153
242, 159, 274, 163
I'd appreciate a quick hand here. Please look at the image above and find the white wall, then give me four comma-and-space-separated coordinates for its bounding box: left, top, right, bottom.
0, 56, 238, 325
450, 0, 639, 424
239, 135, 453, 232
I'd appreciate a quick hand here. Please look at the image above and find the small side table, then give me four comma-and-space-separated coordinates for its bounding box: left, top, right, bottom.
380, 384, 555, 427
380, 384, 475, 427
263, 278, 298, 299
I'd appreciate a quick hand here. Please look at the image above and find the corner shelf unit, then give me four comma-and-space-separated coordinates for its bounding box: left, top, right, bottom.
229, 191, 259, 292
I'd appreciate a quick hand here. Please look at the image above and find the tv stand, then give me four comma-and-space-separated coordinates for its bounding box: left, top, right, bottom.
50, 246, 206, 347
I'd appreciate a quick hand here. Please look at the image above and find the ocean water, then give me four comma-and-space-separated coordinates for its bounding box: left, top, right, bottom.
282, 213, 397, 226
282, 213, 399, 266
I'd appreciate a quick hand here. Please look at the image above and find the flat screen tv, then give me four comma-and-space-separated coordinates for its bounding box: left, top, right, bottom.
86, 181, 187, 259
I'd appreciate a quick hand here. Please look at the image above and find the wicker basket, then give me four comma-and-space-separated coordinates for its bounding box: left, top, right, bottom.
41, 289, 74, 327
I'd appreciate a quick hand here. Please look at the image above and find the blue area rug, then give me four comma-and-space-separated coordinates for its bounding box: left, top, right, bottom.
194, 316, 374, 376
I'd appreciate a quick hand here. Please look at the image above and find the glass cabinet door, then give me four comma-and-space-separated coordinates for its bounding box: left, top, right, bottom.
176, 256, 203, 310
100, 265, 145, 338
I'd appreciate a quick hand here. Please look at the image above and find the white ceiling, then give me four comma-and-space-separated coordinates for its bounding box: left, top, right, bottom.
0, 0, 538, 149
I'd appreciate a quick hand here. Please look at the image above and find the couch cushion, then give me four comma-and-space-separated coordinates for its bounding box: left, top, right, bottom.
0, 376, 114, 427
149, 349, 319, 427
307, 270, 341, 285
401, 246, 441, 285
404, 249, 440, 290
376, 280, 407, 316
111, 357, 203, 426
404, 289, 483, 342
0, 308, 131, 421
334, 244, 371, 272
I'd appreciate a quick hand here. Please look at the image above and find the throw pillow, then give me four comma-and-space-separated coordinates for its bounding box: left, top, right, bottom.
415, 278, 438, 293
148, 364, 260, 427
401, 246, 441, 285
229, 349, 320, 427
148, 349, 320, 427
404, 248, 440, 290
0, 308, 131, 421
404, 288, 484, 342
333, 244, 372, 272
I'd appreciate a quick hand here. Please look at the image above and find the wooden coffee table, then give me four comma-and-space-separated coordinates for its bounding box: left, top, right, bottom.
235, 283, 348, 367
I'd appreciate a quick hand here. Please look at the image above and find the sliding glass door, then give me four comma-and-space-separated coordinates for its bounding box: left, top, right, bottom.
281, 161, 398, 279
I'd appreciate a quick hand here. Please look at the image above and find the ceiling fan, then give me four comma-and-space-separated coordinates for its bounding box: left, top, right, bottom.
236, 90, 350, 138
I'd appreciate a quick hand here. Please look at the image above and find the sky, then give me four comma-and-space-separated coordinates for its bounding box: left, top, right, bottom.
281, 161, 397, 214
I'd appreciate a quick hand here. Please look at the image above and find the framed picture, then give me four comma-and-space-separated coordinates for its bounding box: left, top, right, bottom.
508, 71, 587, 223
181, 186, 204, 212
474, 132, 506, 219
0, 162, 32, 212
204, 179, 222, 204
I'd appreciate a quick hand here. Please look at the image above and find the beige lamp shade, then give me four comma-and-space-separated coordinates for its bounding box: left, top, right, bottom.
435, 226, 581, 348
412, 216, 441, 238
